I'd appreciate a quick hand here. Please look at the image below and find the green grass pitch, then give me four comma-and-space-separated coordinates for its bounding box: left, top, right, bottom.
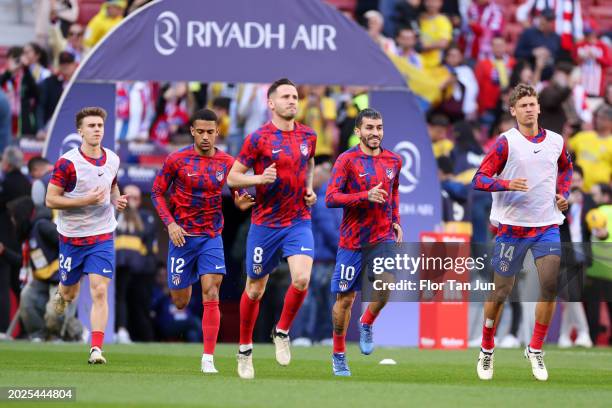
1, 342, 611, 407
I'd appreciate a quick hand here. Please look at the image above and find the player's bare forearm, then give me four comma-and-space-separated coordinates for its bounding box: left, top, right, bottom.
227, 160, 265, 188
45, 184, 87, 209
306, 157, 314, 190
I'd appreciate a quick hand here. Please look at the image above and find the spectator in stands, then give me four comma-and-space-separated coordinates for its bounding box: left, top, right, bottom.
364, 10, 398, 55
441, 45, 479, 121
437, 155, 468, 223
236, 83, 269, 137
558, 165, 595, 348
84, 0, 126, 50
574, 26, 612, 98
392, 0, 421, 34
296, 86, 337, 157
27, 156, 53, 208
6, 196, 82, 341
514, 10, 561, 71
475, 35, 516, 128
509, 59, 542, 91
0, 146, 31, 332
569, 105, 612, 192
465, 0, 504, 62
123, 81, 156, 142
0, 90, 10, 154
211, 96, 231, 146
538, 61, 573, 134
150, 82, 189, 144
34, 0, 79, 45
1, 47, 40, 136
428, 113, 453, 158
49, 22, 84, 68
22, 43, 51, 85
115, 184, 157, 343
419, 0, 453, 69
36, 51, 78, 140
584, 182, 612, 345
395, 26, 423, 68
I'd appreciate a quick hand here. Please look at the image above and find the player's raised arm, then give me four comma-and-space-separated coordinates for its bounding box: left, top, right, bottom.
472, 136, 528, 192
325, 157, 368, 208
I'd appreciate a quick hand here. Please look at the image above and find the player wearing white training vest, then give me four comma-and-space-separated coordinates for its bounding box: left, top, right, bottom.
472, 84, 573, 382
46, 107, 127, 364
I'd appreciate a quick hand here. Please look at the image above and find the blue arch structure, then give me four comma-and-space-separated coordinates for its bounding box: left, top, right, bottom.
43, 0, 442, 346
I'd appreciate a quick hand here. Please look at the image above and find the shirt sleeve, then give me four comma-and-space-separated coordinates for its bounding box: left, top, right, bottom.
392, 160, 402, 225
49, 158, 76, 192
325, 156, 368, 208
472, 136, 511, 191
236, 133, 259, 169
151, 155, 177, 226
557, 141, 573, 199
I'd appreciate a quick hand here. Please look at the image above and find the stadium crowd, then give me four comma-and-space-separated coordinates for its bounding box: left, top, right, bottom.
0, 0, 610, 347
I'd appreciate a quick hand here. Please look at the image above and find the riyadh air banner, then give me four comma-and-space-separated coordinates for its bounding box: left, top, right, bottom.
77, 0, 405, 87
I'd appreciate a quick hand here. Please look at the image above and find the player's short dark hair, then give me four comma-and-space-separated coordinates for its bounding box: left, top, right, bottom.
27, 156, 50, 174
267, 78, 297, 98
355, 108, 382, 129
190, 108, 218, 126
595, 183, 612, 199
509, 83, 538, 107
58, 51, 76, 65
427, 113, 450, 127
7, 46, 22, 60
75, 107, 107, 129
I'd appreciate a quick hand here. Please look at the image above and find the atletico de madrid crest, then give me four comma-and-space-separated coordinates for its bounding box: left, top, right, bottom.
386, 168, 394, 179
172, 274, 181, 286
300, 142, 309, 157
253, 264, 263, 275
216, 169, 224, 182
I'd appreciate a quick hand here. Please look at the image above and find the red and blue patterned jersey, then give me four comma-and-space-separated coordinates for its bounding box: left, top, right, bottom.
473, 128, 573, 238
326, 146, 402, 250
50, 148, 116, 246
236, 121, 317, 227
151, 145, 235, 237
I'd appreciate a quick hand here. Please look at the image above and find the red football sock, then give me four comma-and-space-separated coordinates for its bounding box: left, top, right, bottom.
91, 331, 104, 349
333, 333, 346, 354
481, 325, 496, 350
202, 300, 220, 355
360, 307, 379, 326
529, 321, 549, 351
276, 285, 308, 332
239, 291, 260, 345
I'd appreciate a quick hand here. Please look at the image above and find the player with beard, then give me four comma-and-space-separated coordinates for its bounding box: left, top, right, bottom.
227, 78, 317, 379
325, 108, 403, 376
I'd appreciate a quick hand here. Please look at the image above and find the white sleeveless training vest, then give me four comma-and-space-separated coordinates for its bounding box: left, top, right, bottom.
490, 128, 565, 227
56, 147, 120, 237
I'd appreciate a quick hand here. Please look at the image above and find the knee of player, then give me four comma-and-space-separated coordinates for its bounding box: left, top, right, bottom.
335, 292, 356, 309
172, 297, 189, 310
291, 277, 310, 291
201, 287, 220, 302
539, 281, 559, 300
90, 285, 108, 303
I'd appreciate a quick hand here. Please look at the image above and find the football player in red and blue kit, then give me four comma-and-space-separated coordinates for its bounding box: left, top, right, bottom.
227, 78, 317, 379
152, 109, 254, 374
325, 108, 403, 376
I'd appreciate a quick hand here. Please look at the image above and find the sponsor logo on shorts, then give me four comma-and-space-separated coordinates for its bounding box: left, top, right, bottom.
102, 268, 112, 274
300, 246, 312, 251
253, 264, 262, 275
339, 280, 349, 291
215, 265, 225, 270
300, 142, 309, 157
172, 274, 181, 286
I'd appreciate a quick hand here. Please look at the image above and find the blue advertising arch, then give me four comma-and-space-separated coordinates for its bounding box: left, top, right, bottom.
43, 0, 442, 346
